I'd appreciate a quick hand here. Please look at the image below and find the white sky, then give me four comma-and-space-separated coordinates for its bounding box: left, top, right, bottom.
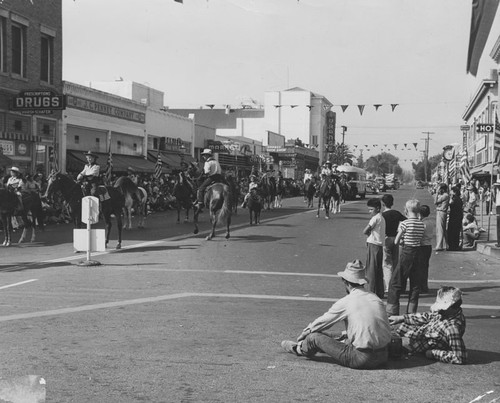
62, 0, 500, 169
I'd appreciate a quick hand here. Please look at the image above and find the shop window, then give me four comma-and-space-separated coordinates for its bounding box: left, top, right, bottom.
133, 143, 137, 151
96, 138, 100, 146
75, 135, 79, 144
117, 141, 121, 152
42, 124, 50, 135
153, 138, 158, 149
13, 120, 22, 131
11, 23, 27, 77
40, 34, 54, 84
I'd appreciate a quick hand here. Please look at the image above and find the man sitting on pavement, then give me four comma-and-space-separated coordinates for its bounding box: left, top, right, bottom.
281, 260, 392, 369
389, 286, 466, 365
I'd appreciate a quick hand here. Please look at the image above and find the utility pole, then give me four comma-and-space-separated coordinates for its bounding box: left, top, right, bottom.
421, 131, 434, 182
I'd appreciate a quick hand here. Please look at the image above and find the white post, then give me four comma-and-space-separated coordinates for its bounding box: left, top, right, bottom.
86, 199, 92, 262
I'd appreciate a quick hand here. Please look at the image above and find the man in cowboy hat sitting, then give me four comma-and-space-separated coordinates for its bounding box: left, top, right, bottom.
389, 286, 466, 364
281, 260, 392, 369
193, 148, 224, 208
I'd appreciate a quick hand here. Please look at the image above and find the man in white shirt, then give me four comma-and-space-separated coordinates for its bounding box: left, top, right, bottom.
194, 149, 223, 208
77, 151, 101, 196
281, 260, 391, 369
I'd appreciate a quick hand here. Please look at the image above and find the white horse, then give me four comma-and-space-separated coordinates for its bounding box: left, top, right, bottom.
114, 176, 148, 229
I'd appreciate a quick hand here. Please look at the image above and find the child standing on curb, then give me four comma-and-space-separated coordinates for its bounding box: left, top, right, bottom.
386, 199, 425, 316
363, 198, 386, 299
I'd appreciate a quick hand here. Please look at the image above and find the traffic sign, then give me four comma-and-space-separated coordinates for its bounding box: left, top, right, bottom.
82, 196, 100, 224
460, 125, 470, 131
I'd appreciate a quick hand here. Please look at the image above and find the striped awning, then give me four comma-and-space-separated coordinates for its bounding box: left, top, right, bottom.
0, 132, 43, 142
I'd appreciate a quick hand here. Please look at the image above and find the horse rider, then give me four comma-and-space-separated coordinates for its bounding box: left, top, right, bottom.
321, 161, 334, 178
193, 148, 224, 208
77, 151, 100, 195
241, 174, 260, 208
304, 169, 313, 183
6, 166, 25, 211
127, 167, 139, 185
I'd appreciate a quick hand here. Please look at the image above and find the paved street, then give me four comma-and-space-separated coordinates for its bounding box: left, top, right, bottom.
1, 187, 499, 402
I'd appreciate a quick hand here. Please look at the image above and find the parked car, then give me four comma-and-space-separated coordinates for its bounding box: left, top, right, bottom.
375, 177, 387, 192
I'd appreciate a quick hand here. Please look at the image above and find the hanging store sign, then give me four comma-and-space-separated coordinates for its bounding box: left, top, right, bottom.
0, 140, 14, 155
66, 95, 145, 123
476, 123, 493, 133
12, 90, 65, 115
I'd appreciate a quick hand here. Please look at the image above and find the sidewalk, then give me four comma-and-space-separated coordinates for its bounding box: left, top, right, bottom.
474, 202, 500, 259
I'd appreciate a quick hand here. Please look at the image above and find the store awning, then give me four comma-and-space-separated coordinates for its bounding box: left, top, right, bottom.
0, 132, 42, 142
147, 151, 195, 171
67, 150, 157, 173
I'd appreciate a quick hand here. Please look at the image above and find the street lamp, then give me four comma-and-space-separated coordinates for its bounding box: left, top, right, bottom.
341, 126, 347, 164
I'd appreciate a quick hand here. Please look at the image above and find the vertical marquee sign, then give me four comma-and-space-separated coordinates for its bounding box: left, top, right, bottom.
326, 111, 336, 152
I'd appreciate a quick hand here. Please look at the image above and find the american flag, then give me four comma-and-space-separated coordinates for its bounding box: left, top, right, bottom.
154, 151, 162, 179
460, 151, 471, 183
495, 114, 500, 164
104, 146, 113, 185
448, 152, 456, 182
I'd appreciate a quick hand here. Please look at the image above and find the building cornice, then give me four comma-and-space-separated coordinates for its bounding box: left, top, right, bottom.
462, 79, 497, 121
490, 34, 500, 62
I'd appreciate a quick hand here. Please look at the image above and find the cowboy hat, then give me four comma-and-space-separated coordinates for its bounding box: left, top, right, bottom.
83, 150, 98, 158
9, 166, 20, 173
337, 260, 368, 285
201, 148, 212, 155
431, 287, 462, 312
127, 167, 136, 172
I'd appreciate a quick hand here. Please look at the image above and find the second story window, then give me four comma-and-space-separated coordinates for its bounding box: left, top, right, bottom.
0, 17, 6, 73
40, 34, 53, 83
11, 23, 27, 77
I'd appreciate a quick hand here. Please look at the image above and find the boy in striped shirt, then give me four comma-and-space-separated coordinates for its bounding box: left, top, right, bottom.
386, 199, 425, 316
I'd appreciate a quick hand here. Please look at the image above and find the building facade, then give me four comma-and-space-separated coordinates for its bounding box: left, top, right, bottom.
0, 0, 63, 175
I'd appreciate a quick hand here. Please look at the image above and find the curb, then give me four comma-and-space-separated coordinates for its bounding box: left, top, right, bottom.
476, 242, 500, 259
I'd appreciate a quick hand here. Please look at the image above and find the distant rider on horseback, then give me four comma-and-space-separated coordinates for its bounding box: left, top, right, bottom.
241, 174, 260, 208
193, 148, 224, 208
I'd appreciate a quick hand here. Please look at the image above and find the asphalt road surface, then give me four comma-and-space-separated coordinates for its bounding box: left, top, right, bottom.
0, 186, 499, 402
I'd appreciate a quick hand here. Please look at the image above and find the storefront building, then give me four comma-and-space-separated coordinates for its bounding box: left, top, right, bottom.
63, 81, 155, 175
0, 1, 63, 176
268, 141, 319, 180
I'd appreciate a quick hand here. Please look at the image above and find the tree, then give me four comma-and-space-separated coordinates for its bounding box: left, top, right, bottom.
412, 153, 441, 182
364, 152, 402, 176
328, 142, 355, 165
355, 151, 364, 168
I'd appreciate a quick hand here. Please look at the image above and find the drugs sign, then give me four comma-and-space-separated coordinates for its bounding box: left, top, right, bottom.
12, 90, 65, 114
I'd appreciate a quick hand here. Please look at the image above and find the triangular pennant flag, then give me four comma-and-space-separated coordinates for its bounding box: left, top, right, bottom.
341, 105, 349, 112
391, 104, 398, 112
413, 142, 418, 150
358, 105, 365, 115
306, 105, 313, 110
404, 143, 407, 148
373, 144, 378, 148
384, 144, 388, 148
374, 104, 382, 111
365, 145, 369, 148
353, 145, 358, 148
290, 105, 298, 108
394, 144, 398, 150
274, 105, 282, 108
206, 104, 215, 109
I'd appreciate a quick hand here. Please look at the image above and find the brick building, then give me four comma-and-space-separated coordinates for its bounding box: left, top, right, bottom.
0, 0, 63, 176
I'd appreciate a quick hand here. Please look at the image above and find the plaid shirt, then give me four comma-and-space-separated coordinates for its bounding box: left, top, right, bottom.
396, 309, 466, 364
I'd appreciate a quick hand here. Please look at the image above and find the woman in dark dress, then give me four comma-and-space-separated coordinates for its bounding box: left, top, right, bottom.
447, 185, 463, 251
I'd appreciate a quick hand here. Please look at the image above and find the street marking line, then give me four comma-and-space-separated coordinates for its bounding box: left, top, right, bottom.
0, 279, 38, 290
0, 292, 498, 323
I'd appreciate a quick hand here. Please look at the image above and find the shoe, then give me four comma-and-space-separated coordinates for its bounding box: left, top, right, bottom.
281, 340, 300, 356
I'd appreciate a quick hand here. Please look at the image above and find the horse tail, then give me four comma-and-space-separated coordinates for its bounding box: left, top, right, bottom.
217, 186, 232, 224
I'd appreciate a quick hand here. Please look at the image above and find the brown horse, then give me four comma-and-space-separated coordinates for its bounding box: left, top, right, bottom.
0, 188, 44, 246
172, 171, 196, 224
45, 172, 125, 249
247, 188, 262, 225
193, 183, 232, 240
114, 176, 148, 229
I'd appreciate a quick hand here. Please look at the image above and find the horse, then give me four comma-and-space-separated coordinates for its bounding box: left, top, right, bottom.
45, 172, 125, 249
315, 177, 334, 219
0, 188, 44, 246
247, 188, 262, 225
171, 171, 196, 223
274, 176, 285, 208
304, 177, 317, 208
114, 176, 148, 229
260, 175, 276, 210
330, 177, 342, 214
193, 182, 232, 240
